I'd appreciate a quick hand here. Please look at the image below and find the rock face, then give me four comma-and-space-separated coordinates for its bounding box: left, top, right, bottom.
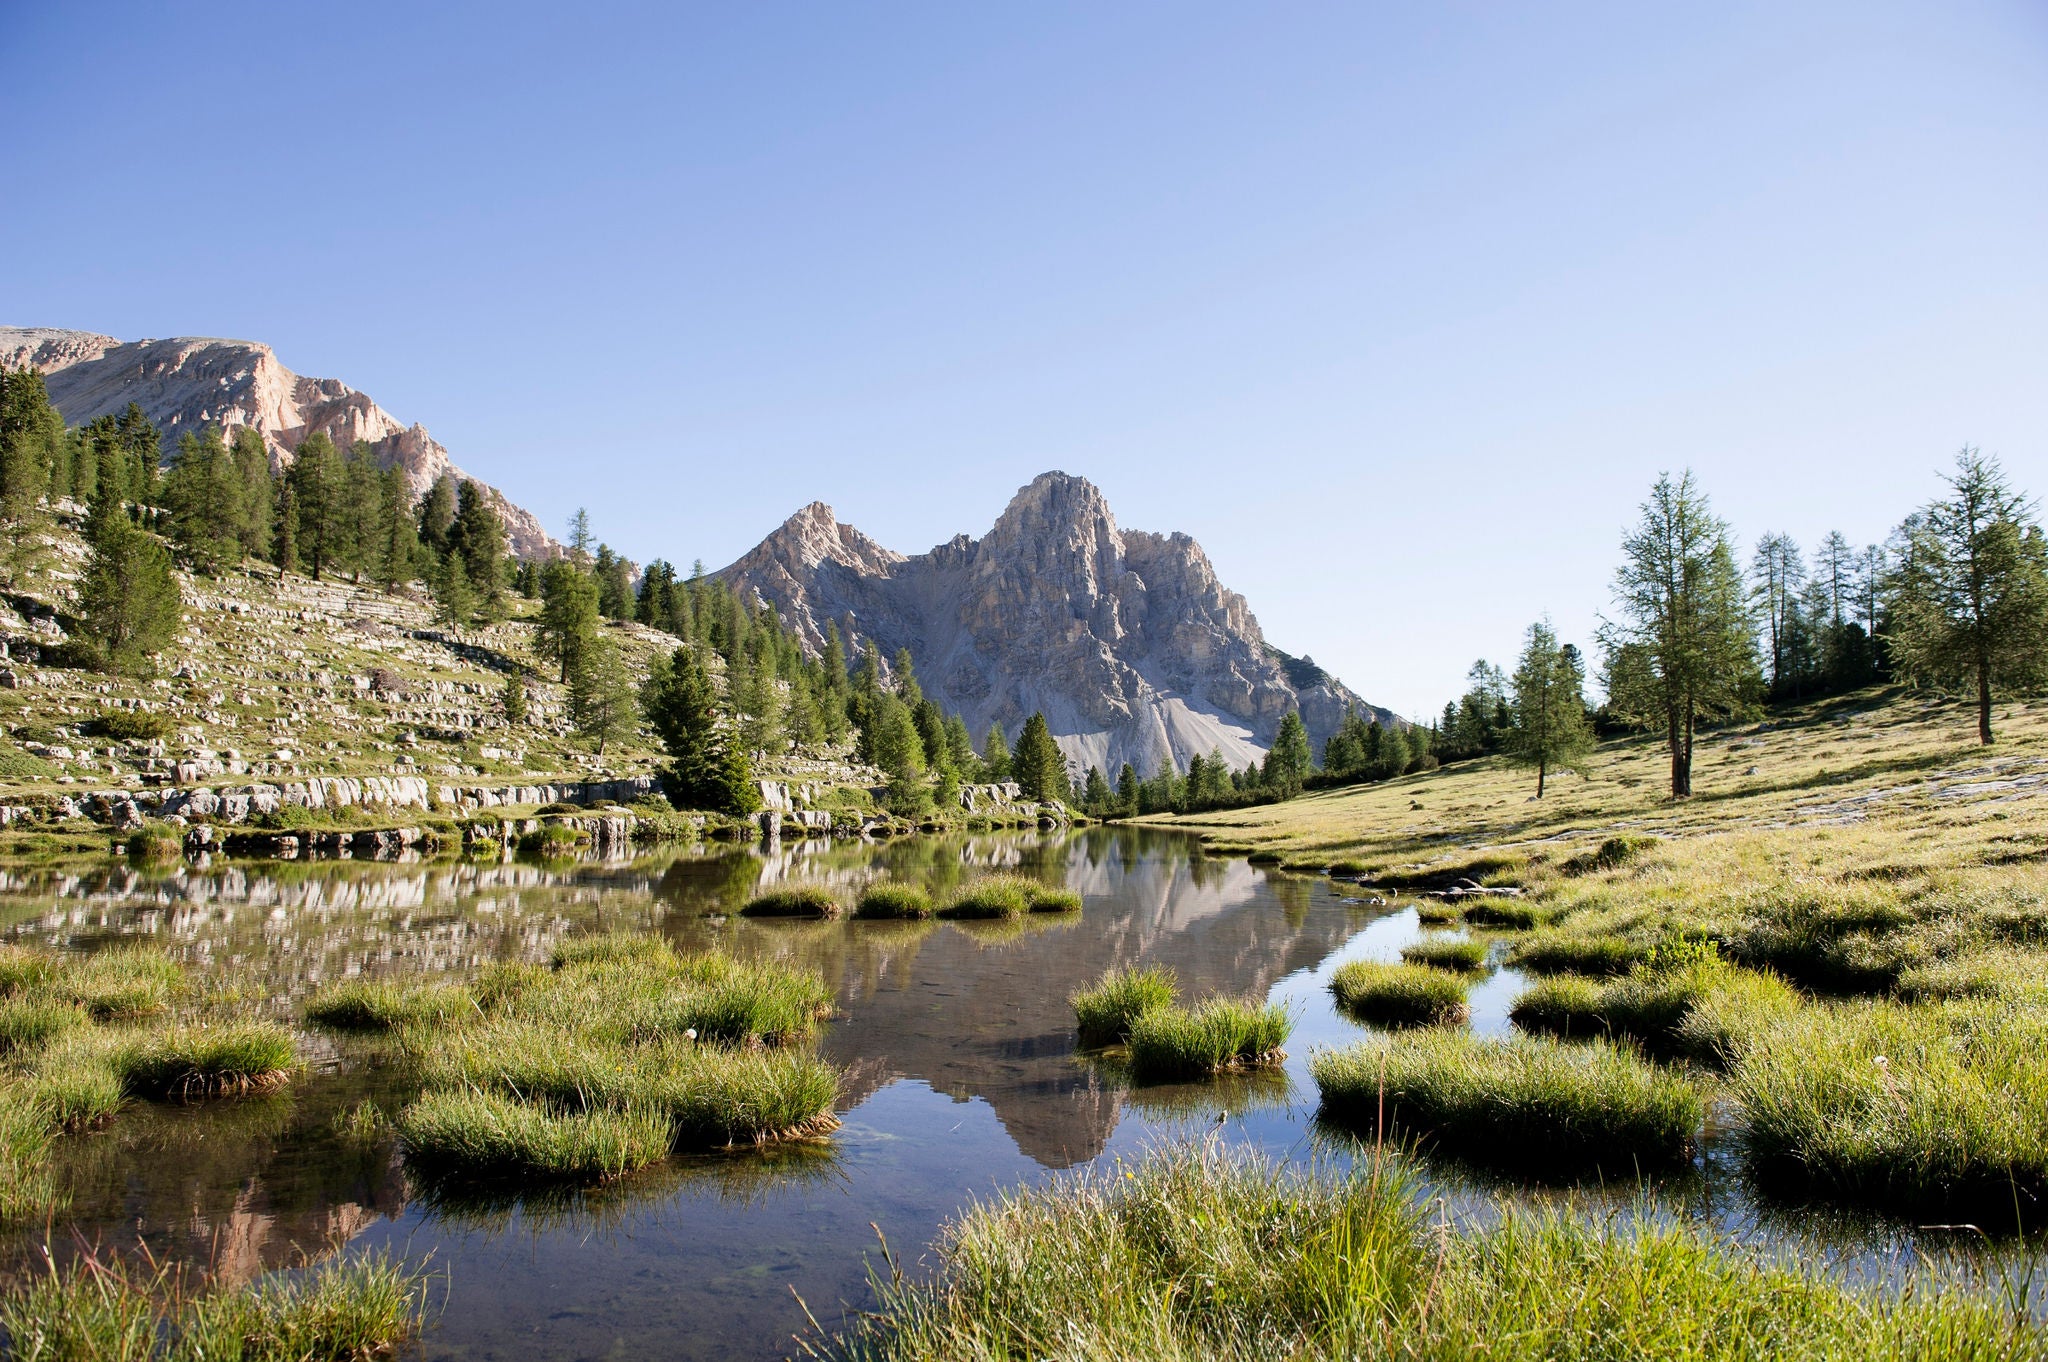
719, 471, 1396, 776
0, 326, 554, 558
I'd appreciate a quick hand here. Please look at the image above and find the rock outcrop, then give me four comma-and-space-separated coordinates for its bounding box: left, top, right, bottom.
0, 327, 555, 558
719, 471, 1395, 776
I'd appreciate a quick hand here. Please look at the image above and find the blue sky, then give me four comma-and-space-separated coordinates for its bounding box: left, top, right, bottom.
4, 2, 2044, 718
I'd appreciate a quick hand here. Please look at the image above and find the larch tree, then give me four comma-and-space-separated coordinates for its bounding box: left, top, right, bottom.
1887, 449, 2048, 744
1598, 470, 1758, 798
570, 635, 639, 755
1507, 620, 1593, 797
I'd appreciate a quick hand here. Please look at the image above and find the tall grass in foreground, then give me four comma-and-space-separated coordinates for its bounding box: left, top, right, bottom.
1125, 999, 1291, 1081
1313, 1031, 1703, 1176
0, 944, 187, 1019
820, 1142, 2040, 1362
1328, 960, 1469, 1028
0, 1247, 433, 1361
0, 1091, 61, 1227
1733, 998, 2048, 1223
1071, 966, 1178, 1047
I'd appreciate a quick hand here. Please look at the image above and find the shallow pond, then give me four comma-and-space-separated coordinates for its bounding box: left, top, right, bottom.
1, 828, 2041, 1359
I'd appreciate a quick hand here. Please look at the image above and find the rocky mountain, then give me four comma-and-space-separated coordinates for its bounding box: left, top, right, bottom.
0, 327, 554, 558
719, 471, 1395, 776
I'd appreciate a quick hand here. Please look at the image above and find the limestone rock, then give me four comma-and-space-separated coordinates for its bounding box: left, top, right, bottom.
0, 326, 556, 559
718, 471, 1397, 775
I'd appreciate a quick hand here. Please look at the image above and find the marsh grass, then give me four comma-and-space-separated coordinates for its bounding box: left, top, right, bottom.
398, 1088, 672, 1182
1398, 936, 1488, 973
1510, 962, 1799, 1065
823, 1142, 2033, 1362
305, 978, 473, 1032
549, 933, 675, 970
1313, 1031, 1703, 1175
1125, 998, 1291, 1081
1458, 898, 1554, 930
20, 1030, 128, 1129
1510, 930, 1646, 977
1733, 998, 2048, 1222
0, 945, 187, 1020
1025, 885, 1083, 913
118, 1023, 298, 1100
0, 996, 83, 1054
741, 885, 843, 919
1328, 960, 1469, 1028
1414, 900, 1464, 925
936, 875, 1033, 920
854, 884, 935, 920
1071, 966, 1177, 1047
0, 1247, 433, 1361
0, 1091, 61, 1226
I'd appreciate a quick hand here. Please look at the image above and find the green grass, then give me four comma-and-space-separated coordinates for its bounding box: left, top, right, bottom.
822, 1142, 2037, 1362
1024, 884, 1083, 913
549, 932, 676, 970
853, 883, 936, 919
0, 996, 82, 1055
1070, 966, 1178, 1047
117, 1022, 298, 1100
0, 945, 188, 1019
1563, 832, 1662, 874
741, 885, 844, 919
1313, 1031, 1703, 1176
1125, 998, 1292, 1081
18, 1030, 128, 1129
0, 1089, 62, 1226
0, 1248, 433, 1361
1329, 960, 1470, 1028
1732, 998, 2048, 1222
936, 874, 1033, 920
304, 978, 473, 1031
398, 1088, 672, 1182
1510, 961, 1800, 1065
1509, 929, 1647, 976
1414, 900, 1463, 925
1398, 935, 1489, 973
502, 944, 833, 1045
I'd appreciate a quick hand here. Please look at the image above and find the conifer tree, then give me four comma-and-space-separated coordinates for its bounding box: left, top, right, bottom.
570, 635, 639, 755
1599, 470, 1759, 797
1013, 713, 1067, 804
452, 481, 506, 620
374, 465, 419, 591
273, 480, 299, 574
162, 427, 242, 573
1264, 711, 1313, 794
982, 723, 1012, 782
230, 427, 275, 568
416, 475, 457, 558
77, 494, 182, 675
502, 670, 528, 727
0, 366, 62, 524
1507, 619, 1594, 797
642, 647, 762, 815
1116, 763, 1139, 815
288, 433, 340, 579
595, 544, 634, 619
1888, 449, 2048, 744
430, 545, 476, 629
537, 559, 601, 683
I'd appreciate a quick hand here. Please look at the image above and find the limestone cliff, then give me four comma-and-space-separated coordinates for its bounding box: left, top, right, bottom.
0, 326, 554, 558
719, 471, 1395, 776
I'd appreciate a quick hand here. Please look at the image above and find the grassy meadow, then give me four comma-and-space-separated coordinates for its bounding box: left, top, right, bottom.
1165, 687, 2048, 1225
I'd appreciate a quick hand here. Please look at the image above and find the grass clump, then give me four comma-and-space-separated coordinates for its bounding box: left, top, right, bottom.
117, 1023, 298, 1100
1071, 966, 1178, 1047
1511, 952, 1800, 1066
1459, 898, 1554, 930
549, 932, 675, 970
0, 1091, 62, 1226
1025, 884, 1083, 913
826, 1142, 2034, 1361
305, 978, 472, 1032
1510, 929, 1645, 977
398, 1088, 671, 1183
1329, 960, 1469, 1028
741, 884, 843, 919
1563, 833, 1661, 874
0, 945, 187, 1020
937, 875, 1033, 920
18, 1031, 127, 1129
1313, 1031, 1703, 1176
1399, 935, 1488, 973
0, 996, 83, 1055
1732, 998, 2048, 1222
0, 1248, 432, 1361
1125, 998, 1291, 1081
1414, 900, 1463, 925
854, 883, 935, 920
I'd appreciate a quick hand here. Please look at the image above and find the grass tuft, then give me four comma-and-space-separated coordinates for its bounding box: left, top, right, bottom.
1314, 1031, 1703, 1176
1125, 998, 1291, 1081
305, 978, 473, 1032
398, 1088, 671, 1183
118, 1023, 298, 1101
1025, 884, 1083, 914
937, 875, 1034, 920
741, 885, 843, 919
1399, 936, 1489, 973
1329, 961, 1470, 1028
1071, 966, 1178, 1047
854, 883, 935, 920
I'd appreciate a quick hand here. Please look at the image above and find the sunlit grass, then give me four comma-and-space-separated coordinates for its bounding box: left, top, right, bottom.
1125, 998, 1291, 1081
1329, 960, 1469, 1028
1071, 966, 1177, 1047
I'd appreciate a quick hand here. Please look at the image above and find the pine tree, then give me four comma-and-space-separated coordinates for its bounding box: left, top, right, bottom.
642, 647, 762, 815
451, 481, 506, 620
162, 427, 242, 573
430, 545, 476, 629
502, 670, 528, 727
570, 635, 639, 755
1888, 449, 2048, 744
1013, 713, 1066, 804
1507, 620, 1594, 797
1116, 763, 1139, 815
77, 498, 182, 675
374, 465, 420, 591
1599, 470, 1759, 797
416, 475, 457, 558
537, 559, 601, 683
982, 723, 1012, 782
1264, 710, 1313, 794
230, 427, 276, 568
568, 508, 593, 566
288, 434, 339, 579
273, 480, 299, 574
0, 366, 62, 524
871, 693, 931, 815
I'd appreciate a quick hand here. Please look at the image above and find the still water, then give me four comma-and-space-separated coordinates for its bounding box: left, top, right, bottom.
0, 829, 2039, 1359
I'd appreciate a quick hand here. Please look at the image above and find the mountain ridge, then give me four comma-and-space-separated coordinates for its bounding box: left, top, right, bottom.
0, 326, 556, 558
720, 471, 1395, 776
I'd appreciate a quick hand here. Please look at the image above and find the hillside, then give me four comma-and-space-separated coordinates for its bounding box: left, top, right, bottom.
719, 471, 1395, 778
0, 327, 556, 559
